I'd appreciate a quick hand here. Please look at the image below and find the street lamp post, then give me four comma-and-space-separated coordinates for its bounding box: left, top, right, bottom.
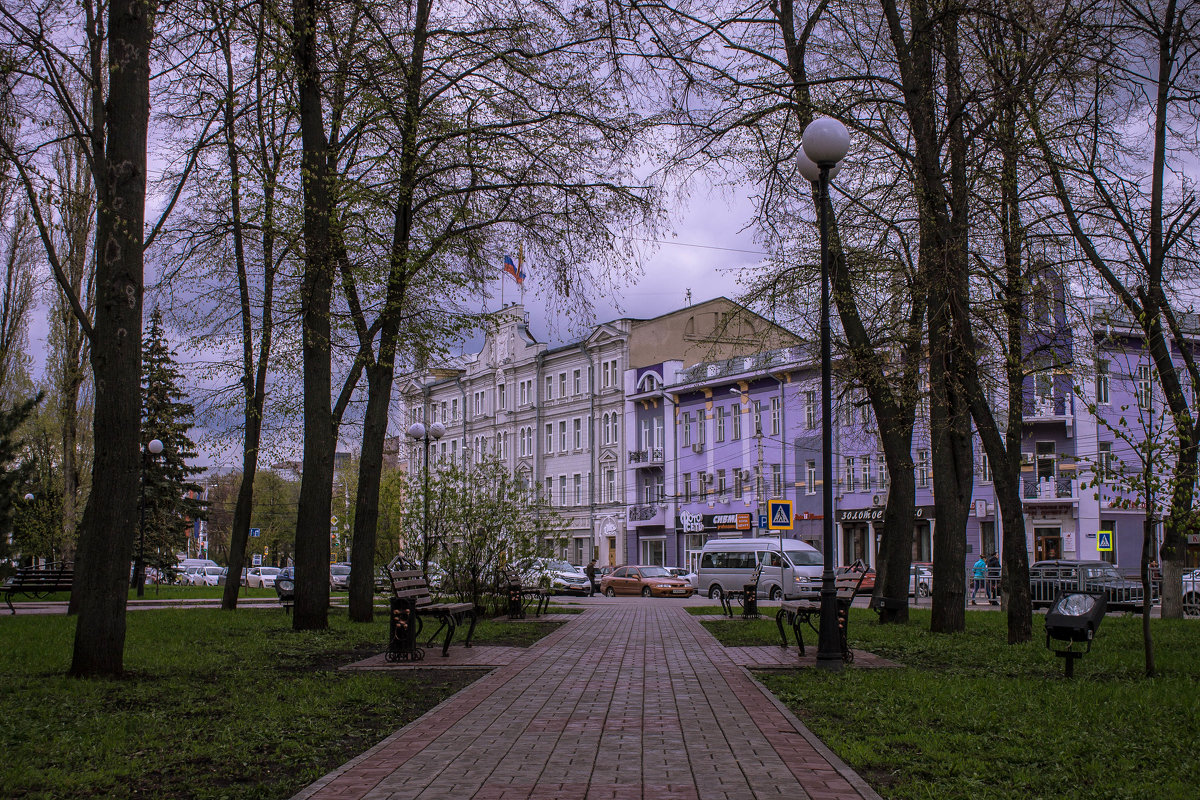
406, 421, 446, 572
800, 117, 850, 671
136, 438, 164, 598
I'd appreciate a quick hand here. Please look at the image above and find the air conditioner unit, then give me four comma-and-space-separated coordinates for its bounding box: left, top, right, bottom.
872, 495, 881, 506
692, 442, 704, 454
740, 469, 752, 482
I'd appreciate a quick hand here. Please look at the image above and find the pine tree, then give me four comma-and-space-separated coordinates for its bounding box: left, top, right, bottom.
0, 393, 41, 564
141, 310, 206, 578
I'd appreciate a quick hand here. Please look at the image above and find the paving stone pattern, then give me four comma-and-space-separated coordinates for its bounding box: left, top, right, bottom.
292, 604, 882, 800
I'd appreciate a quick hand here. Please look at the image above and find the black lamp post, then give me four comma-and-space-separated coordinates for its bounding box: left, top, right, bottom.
799, 116, 850, 671
136, 437, 163, 598
406, 421, 446, 571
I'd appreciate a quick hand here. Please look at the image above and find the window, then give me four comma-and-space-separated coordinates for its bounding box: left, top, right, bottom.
498, 383, 506, 410
573, 418, 582, 449
608, 359, 619, 388
451, 439, 458, 460
545, 423, 554, 453
715, 407, 725, 442
573, 473, 582, 505
1098, 442, 1114, 479
520, 380, 529, 406
698, 409, 707, 445
862, 454, 872, 493
653, 417, 663, 450
980, 452, 991, 482
499, 431, 508, 459
655, 474, 665, 501
1095, 359, 1110, 405
640, 419, 650, 450
1035, 372, 1052, 400
559, 372, 567, 397
753, 400, 762, 435
734, 468, 744, 496
559, 420, 567, 452
804, 462, 815, 495
916, 450, 929, 488
877, 456, 888, 490
845, 457, 856, 492
609, 413, 619, 445
545, 376, 553, 400
573, 369, 581, 394
545, 477, 554, 504
451, 398, 458, 421
682, 412, 691, 446
771, 396, 782, 435
559, 475, 567, 506
682, 473, 692, 502
805, 391, 816, 430
606, 469, 616, 502
732, 405, 741, 440
716, 469, 727, 496
1136, 364, 1152, 408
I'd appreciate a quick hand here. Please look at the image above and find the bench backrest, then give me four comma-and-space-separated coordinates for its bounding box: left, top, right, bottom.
834, 568, 868, 600
390, 568, 433, 607
12, 563, 74, 586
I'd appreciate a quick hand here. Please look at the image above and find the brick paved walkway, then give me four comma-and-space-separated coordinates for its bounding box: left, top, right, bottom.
292, 603, 882, 800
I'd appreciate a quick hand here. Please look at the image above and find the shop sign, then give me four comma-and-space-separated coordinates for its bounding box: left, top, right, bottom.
677, 511, 751, 533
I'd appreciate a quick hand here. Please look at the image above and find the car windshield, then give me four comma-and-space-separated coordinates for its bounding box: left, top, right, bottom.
785, 550, 824, 567
548, 560, 575, 572
640, 566, 671, 578
331, 566, 350, 575
204, 567, 223, 575
259, 567, 281, 576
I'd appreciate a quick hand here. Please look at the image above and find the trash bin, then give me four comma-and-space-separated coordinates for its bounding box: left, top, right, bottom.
742, 583, 758, 618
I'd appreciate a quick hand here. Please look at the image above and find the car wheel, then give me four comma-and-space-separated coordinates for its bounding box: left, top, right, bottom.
1185, 593, 1200, 617
919, 583, 930, 598
708, 585, 723, 600
769, 586, 782, 601
642, 586, 653, 597
605, 587, 616, 597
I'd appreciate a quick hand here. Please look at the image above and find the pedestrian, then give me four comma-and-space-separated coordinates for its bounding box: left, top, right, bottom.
986, 551, 1000, 605
585, 559, 597, 594
971, 555, 987, 604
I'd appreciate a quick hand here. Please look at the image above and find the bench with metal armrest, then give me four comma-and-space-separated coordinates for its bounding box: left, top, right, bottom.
776, 566, 867, 663
4, 562, 74, 613
386, 561, 476, 661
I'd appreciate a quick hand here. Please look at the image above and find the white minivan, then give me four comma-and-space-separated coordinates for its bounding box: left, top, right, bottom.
697, 538, 824, 600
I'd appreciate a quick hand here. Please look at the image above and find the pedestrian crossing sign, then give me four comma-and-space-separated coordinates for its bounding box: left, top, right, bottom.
1097, 531, 1113, 551
768, 499, 794, 531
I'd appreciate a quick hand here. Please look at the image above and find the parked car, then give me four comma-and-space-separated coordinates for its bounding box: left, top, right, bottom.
246, 566, 281, 588
837, 562, 876, 592
522, 558, 592, 595
698, 537, 824, 600
196, 565, 224, 587
600, 565, 694, 597
330, 563, 351, 591
216, 567, 229, 586
666, 567, 698, 590
1183, 569, 1200, 617
1028, 559, 1144, 611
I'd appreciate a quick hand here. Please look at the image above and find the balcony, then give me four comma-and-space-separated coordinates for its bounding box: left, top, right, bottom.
628, 448, 665, 467
1022, 476, 1075, 502
628, 504, 667, 526
1025, 395, 1070, 421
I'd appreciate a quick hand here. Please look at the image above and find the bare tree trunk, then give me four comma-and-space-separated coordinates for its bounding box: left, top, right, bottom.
291, 0, 334, 631
70, 0, 153, 676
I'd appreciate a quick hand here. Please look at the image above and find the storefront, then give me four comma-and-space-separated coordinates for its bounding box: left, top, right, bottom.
677, 510, 753, 573
836, 505, 936, 567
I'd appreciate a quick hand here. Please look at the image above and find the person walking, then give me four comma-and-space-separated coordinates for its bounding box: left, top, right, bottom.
971, 555, 988, 604
585, 559, 597, 595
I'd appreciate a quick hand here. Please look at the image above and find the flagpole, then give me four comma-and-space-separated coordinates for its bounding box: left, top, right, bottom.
518, 242, 526, 306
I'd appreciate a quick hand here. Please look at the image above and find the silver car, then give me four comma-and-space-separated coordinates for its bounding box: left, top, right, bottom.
330, 564, 351, 591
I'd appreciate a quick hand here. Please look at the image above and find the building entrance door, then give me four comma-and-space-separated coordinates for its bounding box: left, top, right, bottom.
1035, 527, 1062, 560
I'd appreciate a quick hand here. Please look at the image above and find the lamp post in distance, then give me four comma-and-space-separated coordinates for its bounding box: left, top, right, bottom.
799, 116, 850, 671
136, 438, 164, 598
406, 421, 446, 576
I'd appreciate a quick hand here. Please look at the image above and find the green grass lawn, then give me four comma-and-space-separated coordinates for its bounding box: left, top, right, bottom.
704, 609, 1200, 800
0, 608, 555, 800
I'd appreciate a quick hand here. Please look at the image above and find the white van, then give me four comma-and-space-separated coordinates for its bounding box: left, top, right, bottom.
697, 538, 824, 600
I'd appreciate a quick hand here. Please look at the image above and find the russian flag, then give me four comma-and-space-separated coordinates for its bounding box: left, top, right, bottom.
503, 254, 525, 285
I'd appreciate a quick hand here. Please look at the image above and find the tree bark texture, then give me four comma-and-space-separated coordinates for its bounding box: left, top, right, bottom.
291, 0, 334, 631
69, 0, 153, 676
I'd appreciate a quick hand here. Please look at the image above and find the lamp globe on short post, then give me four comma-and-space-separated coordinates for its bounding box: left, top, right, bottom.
406, 421, 445, 572
136, 438, 164, 598
801, 116, 850, 671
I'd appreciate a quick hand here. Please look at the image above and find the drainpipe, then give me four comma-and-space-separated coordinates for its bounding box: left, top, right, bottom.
534, 351, 545, 529
581, 343, 598, 563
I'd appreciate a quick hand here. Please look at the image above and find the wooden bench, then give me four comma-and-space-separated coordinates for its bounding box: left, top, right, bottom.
4, 562, 74, 613
719, 564, 763, 618
502, 567, 550, 619
386, 563, 476, 661
776, 566, 868, 663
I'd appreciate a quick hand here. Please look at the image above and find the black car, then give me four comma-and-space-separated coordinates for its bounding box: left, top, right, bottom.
1029, 560, 1144, 611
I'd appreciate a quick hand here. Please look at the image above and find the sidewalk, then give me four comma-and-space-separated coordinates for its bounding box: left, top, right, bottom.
292, 603, 882, 800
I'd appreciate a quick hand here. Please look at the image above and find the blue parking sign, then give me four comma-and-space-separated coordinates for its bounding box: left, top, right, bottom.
250, 527, 261, 538
759, 515, 768, 529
